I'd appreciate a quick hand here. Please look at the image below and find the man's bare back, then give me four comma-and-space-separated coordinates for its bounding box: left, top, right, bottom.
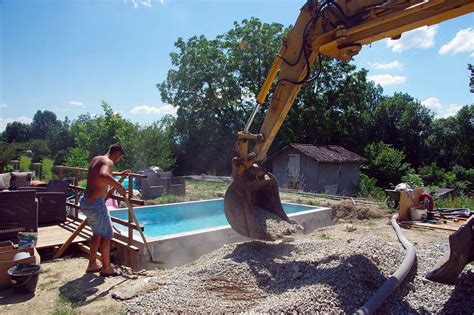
85, 155, 116, 202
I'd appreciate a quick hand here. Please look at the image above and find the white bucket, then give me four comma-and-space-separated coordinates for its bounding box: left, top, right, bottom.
410, 207, 427, 221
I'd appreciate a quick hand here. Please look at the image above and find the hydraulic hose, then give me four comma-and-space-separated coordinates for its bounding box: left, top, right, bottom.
355, 213, 417, 315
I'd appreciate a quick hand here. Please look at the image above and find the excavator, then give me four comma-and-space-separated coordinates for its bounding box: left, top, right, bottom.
224, 0, 474, 285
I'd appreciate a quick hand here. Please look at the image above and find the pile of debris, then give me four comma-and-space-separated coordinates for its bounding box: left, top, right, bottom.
123, 232, 473, 313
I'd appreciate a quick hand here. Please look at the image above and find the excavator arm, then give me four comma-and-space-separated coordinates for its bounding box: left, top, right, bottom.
232, 0, 474, 176
224, 0, 474, 280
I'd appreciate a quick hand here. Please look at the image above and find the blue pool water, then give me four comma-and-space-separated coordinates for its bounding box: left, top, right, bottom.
111, 199, 317, 238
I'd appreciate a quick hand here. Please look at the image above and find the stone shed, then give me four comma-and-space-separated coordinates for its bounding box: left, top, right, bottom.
270, 144, 368, 196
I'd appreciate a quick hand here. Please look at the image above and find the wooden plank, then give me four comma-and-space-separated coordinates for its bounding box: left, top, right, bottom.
39, 220, 140, 252
414, 222, 462, 232
55, 166, 147, 178
111, 216, 144, 231
75, 243, 103, 261
111, 237, 140, 252
54, 220, 88, 258
127, 175, 134, 266
37, 222, 89, 249
110, 195, 145, 206
66, 201, 81, 209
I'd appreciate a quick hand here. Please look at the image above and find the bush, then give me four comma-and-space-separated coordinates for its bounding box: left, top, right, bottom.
358, 173, 384, 200
363, 141, 411, 188
418, 162, 445, 186
451, 165, 474, 191
0, 142, 16, 172
42, 158, 54, 180
401, 171, 424, 188
20, 155, 31, 172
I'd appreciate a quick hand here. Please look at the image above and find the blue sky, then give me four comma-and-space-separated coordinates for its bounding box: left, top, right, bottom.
1, 0, 473, 131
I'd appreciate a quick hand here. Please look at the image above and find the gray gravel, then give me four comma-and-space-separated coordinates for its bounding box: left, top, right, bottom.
253, 206, 300, 240
125, 233, 474, 314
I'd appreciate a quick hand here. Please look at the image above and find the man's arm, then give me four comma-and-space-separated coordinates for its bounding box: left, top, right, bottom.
99, 160, 126, 195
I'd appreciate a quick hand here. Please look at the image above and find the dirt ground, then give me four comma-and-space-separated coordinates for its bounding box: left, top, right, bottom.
0, 200, 460, 314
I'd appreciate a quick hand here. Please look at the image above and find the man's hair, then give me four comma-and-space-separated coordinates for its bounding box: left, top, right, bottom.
109, 143, 125, 155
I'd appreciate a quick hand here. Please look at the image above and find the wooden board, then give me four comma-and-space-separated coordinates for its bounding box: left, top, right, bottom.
399, 188, 424, 221
414, 221, 463, 232
37, 218, 91, 249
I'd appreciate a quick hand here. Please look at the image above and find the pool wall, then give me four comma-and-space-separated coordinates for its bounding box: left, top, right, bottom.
114, 201, 332, 270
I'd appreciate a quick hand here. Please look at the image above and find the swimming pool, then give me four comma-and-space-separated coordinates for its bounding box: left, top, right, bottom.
111, 199, 318, 238
111, 199, 332, 269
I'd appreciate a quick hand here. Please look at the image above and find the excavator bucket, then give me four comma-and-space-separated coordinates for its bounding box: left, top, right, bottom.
224, 172, 300, 241
425, 216, 474, 285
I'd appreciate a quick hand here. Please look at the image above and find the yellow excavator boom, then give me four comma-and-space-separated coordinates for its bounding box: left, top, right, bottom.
224, 0, 474, 282
233, 0, 474, 176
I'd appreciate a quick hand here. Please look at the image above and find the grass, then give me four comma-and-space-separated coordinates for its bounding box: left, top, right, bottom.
20, 155, 31, 172
18, 155, 55, 181
146, 178, 229, 205
52, 295, 74, 315
42, 158, 54, 180
436, 195, 474, 210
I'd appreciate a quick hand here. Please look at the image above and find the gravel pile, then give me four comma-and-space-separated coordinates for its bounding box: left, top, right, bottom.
125, 232, 473, 313
252, 206, 300, 240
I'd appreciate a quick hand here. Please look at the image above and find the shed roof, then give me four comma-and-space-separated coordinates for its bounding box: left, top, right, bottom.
274, 144, 368, 163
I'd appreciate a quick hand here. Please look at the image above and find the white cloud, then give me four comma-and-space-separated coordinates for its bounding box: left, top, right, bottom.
127, 0, 158, 8
387, 25, 438, 52
440, 104, 464, 118
69, 100, 85, 107
368, 74, 407, 86
421, 97, 442, 112
0, 103, 7, 108
0, 117, 32, 131
129, 104, 177, 116
421, 97, 463, 118
439, 27, 474, 56
141, 0, 152, 7
368, 60, 403, 70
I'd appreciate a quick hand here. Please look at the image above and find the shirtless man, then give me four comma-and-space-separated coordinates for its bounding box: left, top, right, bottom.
80, 143, 128, 276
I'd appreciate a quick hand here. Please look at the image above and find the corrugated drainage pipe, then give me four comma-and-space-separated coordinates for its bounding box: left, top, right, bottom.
355, 213, 417, 315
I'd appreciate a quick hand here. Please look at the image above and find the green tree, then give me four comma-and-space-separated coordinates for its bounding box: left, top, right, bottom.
65, 147, 90, 168
135, 116, 176, 170
363, 141, 410, 188
48, 117, 75, 162
5, 121, 31, 143
281, 59, 383, 155
72, 101, 138, 169
25, 139, 51, 163
31, 110, 60, 139
370, 93, 433, 167
424, 105, 473, 168
158, 18, 287, 174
